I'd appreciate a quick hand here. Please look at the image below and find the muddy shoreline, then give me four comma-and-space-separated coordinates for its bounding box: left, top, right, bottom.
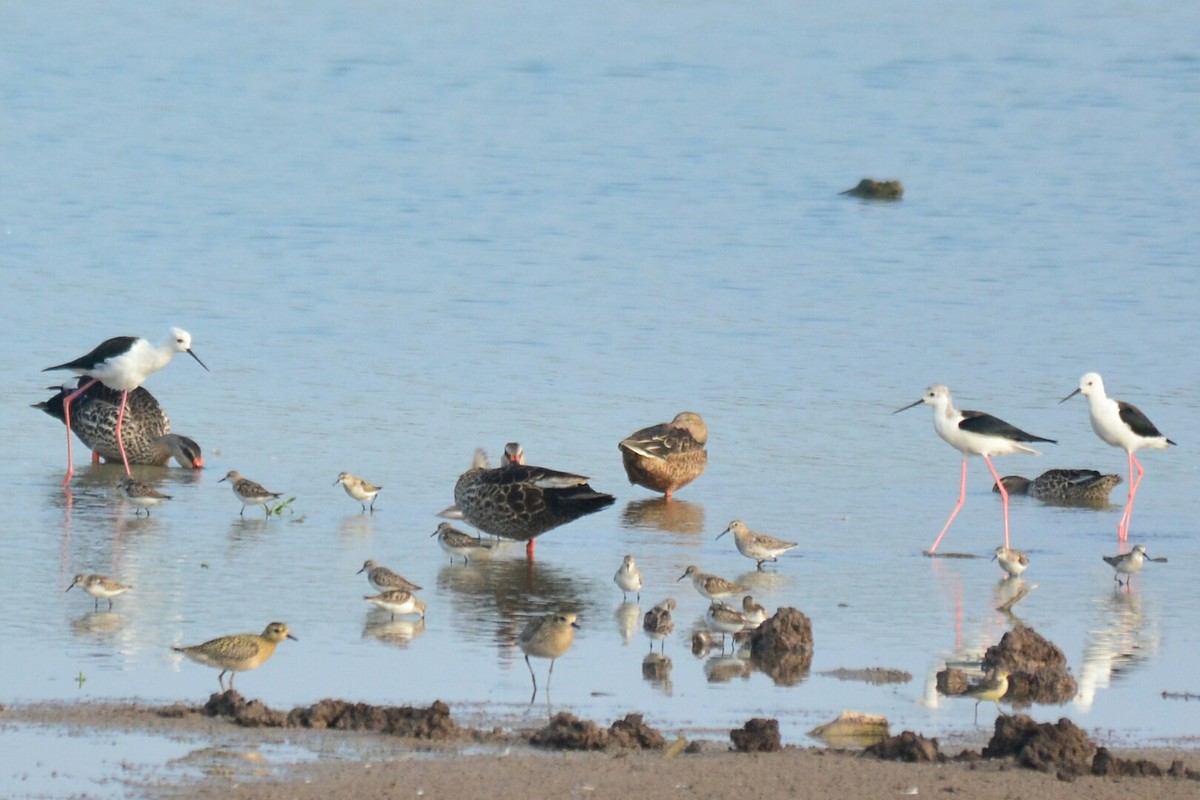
3, 696, 1199, 799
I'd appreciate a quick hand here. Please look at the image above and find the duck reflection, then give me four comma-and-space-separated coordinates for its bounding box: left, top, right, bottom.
620, 498, 705, 535
641, 653, 673, 695
1075, 590, 1159, 711
435, 557, 594, 649
362, 612, 426, 648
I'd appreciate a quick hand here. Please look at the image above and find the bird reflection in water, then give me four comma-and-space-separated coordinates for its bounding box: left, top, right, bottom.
620, 497, 706, 535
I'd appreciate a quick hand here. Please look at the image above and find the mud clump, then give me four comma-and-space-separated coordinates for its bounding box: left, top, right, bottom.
983, 625, 1077, 704
608, 713, 666, 750
202, 691, 287, 727
936, 669, 969, 695
1092, 747, 1164, 777
530, 712, 665, 751
288, 699, 457, 739
748, 607, 813, 685
864, 730, 943, 763
730, 718, 781, 752
199, 691, 457, 739
983, 714, 1094, 777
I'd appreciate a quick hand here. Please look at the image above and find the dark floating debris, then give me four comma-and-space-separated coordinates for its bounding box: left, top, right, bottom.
840, 178, 904, 200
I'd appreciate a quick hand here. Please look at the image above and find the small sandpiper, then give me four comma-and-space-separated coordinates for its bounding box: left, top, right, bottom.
66, 573, 131, 610
705, 602, 749, 652
614, 554, 643, 602
643, 598, 675, 653
518, 612, 580, 701
118, 476, 172, 516
357, 559, 422, 593
717, 520, 798, 570
430, 521, 494, 564
334, 471, 382, 512
677, 565, 748, 602
364, 590, 427, 620
741, 596, 768, 627
965, 668, 1010, 723
219, 470, 282, 517
1103, 544, 1151, 587
173, 621, 296, 692
991, 545, 1029, 579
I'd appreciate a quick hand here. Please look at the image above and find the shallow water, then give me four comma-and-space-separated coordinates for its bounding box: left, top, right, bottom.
2, 2, 1200, 789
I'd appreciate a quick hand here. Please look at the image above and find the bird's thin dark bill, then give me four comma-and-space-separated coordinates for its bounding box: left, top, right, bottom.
893, 399, 923, 414
1058, 389, 1080, 404
187, 350, 210, 371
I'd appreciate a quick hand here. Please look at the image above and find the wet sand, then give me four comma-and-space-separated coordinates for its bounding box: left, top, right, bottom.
3, 700, 1199, 799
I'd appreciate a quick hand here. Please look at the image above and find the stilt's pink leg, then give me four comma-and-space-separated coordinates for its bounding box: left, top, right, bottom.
115, 390, 132, 476
525, 539, 535, 560
928, 459, 968, 554
1119, 452, 1145, 542
982, 455, 1011, 548
60, 379, 98, 486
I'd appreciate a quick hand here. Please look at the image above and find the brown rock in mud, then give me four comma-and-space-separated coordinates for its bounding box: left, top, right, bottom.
983, 714, 1094, 775
730, 718, 781, 752
983, 625, 1077, 704
864, 730, 943, 763
748, 607, 813, 685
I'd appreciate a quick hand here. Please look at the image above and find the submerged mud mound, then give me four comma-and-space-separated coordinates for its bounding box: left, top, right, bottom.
983, 626, 1077, 704
937, 625, 1076, 706
982, 714, 1094, 776
195, 691, 458, 739
748, 607, 813, 685
864, 731, 943, 763
730, 718, 781, 753
529, 712, 665, 751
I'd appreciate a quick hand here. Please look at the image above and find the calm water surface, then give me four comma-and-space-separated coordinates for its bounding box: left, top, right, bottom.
2, 2, 1200, 789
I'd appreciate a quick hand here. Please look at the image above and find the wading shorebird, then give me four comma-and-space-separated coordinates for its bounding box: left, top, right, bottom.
718, 519, 797, 570
991, 545, 1029, 579
66, 573, 131, 610
677, 566, 748, 602
430, 522, 494, 564
118, 476, 172, 516
643, 598, 675, 653
614, 554, 643, 602
1061, 373, 1175, 542
334, 472, 382, 512
219, 470, 283, 517
43, 329, 208, 484
896, 384, 1055, 554
518, 612, 580, 702
965, 668, 1010, 724
173, 622, 296, 692
618, 412, 708, 500
357, 559, 422, 593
